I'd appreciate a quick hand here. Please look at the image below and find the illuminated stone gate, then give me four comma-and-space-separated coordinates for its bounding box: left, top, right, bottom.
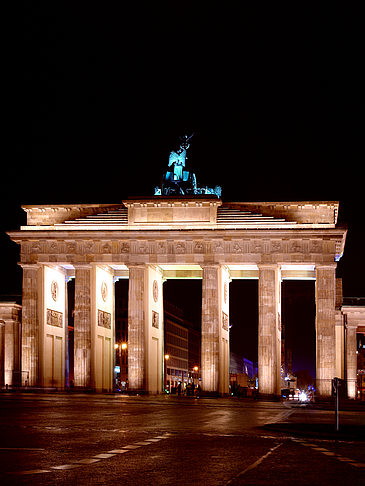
8, 198, 347, 397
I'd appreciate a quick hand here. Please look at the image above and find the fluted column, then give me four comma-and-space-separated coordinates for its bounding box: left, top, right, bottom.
21, 264, 41, 386
346, 323, 357, 399
258, 265, 281, 396
74, 265, 92, 388
201, 265, 230, 394
128, 265, 147, 391
0, 321, 4, 386
315, 264, 336, 397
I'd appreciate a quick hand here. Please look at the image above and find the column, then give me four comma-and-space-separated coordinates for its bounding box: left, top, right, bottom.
21, 264, 40, 387
146, 266, 164, 394
201, 265, 230, 394
74, 265, 92, 389
93, 265, 114, 392
346, 323, 357, 399
0, 321, 4, 386
0, 303, 21, 386
40, 265, 67, 389
258, 265, 281, 396
315, 264, 336, 397
128, 265, 147, 391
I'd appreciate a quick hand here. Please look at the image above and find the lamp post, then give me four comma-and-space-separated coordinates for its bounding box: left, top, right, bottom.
193, 366, 199, 386
164, 354, 170, 393
114, 342, 128, 390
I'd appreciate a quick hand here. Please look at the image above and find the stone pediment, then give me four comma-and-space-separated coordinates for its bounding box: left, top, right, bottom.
20, 198, 339, 230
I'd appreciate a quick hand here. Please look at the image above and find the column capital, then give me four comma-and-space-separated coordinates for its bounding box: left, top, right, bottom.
315, 263, 337, 270
19, 263, 41, 270
73, 263, 93, 270
126, 263, 148, 270
258, 263, 280, 269
200, 263, 222, 270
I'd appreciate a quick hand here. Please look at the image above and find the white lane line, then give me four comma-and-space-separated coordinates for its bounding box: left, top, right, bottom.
51, 464, 83, 470
93, 453, 116, 459
225, 443, 283, 485
296, 440, 365, 469
7, 435, 166, 475
74, 458, 101, 464
9, 469, 52, 475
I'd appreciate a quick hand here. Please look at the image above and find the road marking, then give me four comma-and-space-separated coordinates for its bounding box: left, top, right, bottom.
6, 434, 167, 475
93, 453, 116, 459
225, 442, 283, 485
51, 464, 83, 470
295, 440, 364, 469
9, 469, 51, 475
74, 458, 101, 464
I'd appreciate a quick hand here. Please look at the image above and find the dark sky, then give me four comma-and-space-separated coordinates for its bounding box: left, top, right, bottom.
2, 5, 364, 374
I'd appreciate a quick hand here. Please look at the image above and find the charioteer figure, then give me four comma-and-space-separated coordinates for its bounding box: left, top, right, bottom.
154, 134, 221, 197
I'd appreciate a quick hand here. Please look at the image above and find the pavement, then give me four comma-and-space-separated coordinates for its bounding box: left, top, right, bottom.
0, 393, 364, 485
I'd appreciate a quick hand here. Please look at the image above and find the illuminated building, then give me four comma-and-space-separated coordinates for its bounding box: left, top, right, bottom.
5, 138, 361, 398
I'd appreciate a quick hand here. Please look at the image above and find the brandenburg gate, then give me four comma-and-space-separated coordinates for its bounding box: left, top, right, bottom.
8, 197, 347, 397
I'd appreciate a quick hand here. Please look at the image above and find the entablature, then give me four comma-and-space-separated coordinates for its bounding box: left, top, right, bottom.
9, 226, 347, 266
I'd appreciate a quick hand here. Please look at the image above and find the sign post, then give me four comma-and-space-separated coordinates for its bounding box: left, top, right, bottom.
332, 377, 340, 432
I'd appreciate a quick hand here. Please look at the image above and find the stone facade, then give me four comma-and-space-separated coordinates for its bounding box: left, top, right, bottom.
7, 198, 349, 397
0, 303, 21, 386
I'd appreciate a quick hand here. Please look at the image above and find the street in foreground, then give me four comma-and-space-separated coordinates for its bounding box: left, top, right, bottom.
0, 393, 364, 485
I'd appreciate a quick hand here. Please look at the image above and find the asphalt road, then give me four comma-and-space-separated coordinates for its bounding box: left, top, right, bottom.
0, 393, 364, 485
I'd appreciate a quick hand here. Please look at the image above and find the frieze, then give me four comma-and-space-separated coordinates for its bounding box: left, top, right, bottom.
193, 241, 204, 253
152, 310, 159, 329
289, 240, 303, 253
66, 241, 77, 253
101, 241, 112, 253
120, 242, 130, 253
222, 311, 229, 331
250, 240, 264, 253
212, 240, 224, 253
232, 241, 243, 253
270, 240, 282, 253
156, 241, 167, 254
174, 242, 186, 254
47, 308, 63, 328
31, 241, 43, 253
18, 233, 341, 266
98, 309, 111, 329
309, 240, 323, 253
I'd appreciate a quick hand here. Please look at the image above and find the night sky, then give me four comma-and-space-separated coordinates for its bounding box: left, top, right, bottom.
2, 5, 364, 376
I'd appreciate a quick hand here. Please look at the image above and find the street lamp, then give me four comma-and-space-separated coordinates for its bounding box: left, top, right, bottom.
114, 342, 128, 390
164, 354, 170, 393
